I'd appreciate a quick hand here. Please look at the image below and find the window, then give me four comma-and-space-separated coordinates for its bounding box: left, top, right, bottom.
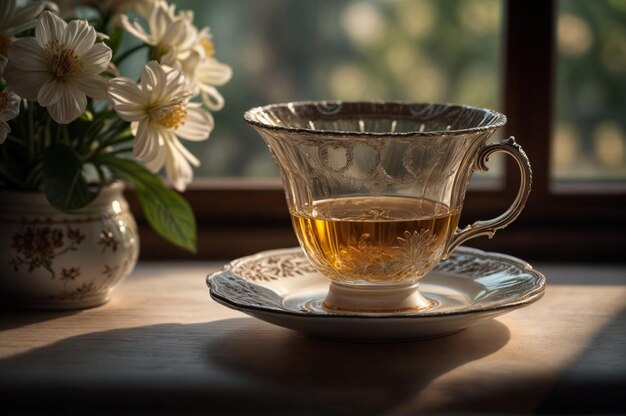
132, 0, 625, 262
553, 0, 626, 183
173, 0, 504, 178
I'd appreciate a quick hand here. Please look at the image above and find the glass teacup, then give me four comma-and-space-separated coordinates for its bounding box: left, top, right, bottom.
244, 102, 531, 313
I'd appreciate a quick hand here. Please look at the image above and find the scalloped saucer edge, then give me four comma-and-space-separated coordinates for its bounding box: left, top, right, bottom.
207, 246, 545, 342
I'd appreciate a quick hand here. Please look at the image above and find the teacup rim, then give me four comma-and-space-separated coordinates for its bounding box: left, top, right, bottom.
243, 100, 507, 138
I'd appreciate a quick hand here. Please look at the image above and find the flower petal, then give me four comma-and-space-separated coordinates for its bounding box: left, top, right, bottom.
8, 0, 42, 25
196, 59, 232, 86
75, 73, 109, 100
63, 19, 96, 57
143, 129, 170, 172
3, 61, 51, 101
134, 0, 155, 19
164, 138, 193, 191
120, 14, 153, 45
139, 61, 160, 93
169, 50, 198, 79
108, 77, 144, 103
149, 2, 173, 42
161, 68, 188, 100
133, 120, 159, 164
36, 11, 66, 47
37, 79, 63, 106
46, 83, 86, 124
152, 73, 176, 103
6, 37, 47, 69
0, 91, 21, 121
200, 86, 225, 111
161, 18, 188, 48
108, 77, 147, 121
171, 134, 199, 166
81, 42, 112, 74
0, 121, 11, 144
132, 121, 149, 159
176, 106, 213, 141
7, 0, 56, 36
0, 0, 16, 31
140, 124, 163, 165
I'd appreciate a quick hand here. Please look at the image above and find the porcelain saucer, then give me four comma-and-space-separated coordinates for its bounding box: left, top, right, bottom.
207, 246, 545, 342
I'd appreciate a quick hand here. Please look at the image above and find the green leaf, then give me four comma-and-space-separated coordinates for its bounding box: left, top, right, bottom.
43, 144, 97, 211
100, 156, 197, 253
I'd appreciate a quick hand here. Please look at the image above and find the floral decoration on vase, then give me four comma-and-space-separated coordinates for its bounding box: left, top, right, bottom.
0, 0, 232, 252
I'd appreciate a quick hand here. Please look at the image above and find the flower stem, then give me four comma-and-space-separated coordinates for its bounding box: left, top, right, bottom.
61, 124, 71, 147
97, 123, 132, 148
5, 134, 27, 146
24, 161, 43, 189
85, 128, 133, 161
93, 162, 108, 186
114, 43, 148, 66
84, 109, 118, 149
27, 102, 35, 165
103, 146, 134, 156
52, 118, 60, 146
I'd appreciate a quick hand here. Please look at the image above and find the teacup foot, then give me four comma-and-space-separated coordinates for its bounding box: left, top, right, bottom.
322, 281, 433, 313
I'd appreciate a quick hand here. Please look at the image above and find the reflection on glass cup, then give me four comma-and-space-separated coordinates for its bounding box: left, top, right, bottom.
245, 102, 532, 313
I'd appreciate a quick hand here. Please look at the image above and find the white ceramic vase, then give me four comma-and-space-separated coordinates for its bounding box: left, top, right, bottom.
0, 182, 139, 310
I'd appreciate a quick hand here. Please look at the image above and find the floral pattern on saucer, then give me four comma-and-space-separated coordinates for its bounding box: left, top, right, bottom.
207, 246, 545, 342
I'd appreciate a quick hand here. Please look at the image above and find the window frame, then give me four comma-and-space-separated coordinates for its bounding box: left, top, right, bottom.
128, 0, 626, 262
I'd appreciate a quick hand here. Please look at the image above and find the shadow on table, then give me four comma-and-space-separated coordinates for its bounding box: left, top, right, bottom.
537, 306, 626, 414
204, 317, 511, 414
0, 306, 81, 331
0, 317, 509, 415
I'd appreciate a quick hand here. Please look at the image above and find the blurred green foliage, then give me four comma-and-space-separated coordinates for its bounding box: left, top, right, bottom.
170, 0, 624, 180
554, 0, 626, 180
173, 0, 502, 177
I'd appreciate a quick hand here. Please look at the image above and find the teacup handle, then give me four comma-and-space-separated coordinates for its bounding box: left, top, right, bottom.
445, 136, 532, 257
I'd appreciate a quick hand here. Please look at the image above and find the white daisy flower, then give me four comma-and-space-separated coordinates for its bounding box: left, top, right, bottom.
133, 0, 160, 18
3, 11, 112, 124
120, 0, 197, 62
0, 57, 20, 143
107, 60, 214, 191
0, 0, 57, 57
164, 27, 232, 111
0, 88, 20, 144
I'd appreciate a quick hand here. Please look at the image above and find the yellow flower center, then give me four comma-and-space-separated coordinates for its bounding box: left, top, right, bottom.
150, 99, 188, 129
46, 39, 84, 81
0, 32, 11, 57
200, 38, 215, 58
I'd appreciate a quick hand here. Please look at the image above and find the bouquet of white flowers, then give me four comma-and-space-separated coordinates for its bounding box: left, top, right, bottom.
0, 0, 232, 252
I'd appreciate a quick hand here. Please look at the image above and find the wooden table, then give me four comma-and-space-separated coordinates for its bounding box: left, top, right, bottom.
1, 261, 625, 415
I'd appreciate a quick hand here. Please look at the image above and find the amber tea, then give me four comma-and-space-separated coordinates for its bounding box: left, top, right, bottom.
291, 196, 461, 284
